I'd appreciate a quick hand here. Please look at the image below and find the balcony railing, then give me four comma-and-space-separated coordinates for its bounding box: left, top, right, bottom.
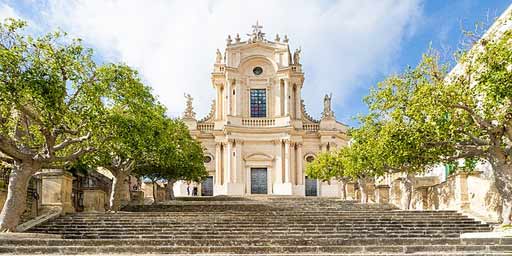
303, 123, 320, 131
242, 118, 276, 127
197, 123, 214, 131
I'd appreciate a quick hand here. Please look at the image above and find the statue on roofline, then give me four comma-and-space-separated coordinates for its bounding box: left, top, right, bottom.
183, 93, 196, 119
322, 93, 335, 119
215, 49, 222, 64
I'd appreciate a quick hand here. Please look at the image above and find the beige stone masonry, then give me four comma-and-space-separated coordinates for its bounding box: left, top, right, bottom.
40, 170, 74, 214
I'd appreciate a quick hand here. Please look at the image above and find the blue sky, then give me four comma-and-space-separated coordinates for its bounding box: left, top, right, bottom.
0, 0, 510, 127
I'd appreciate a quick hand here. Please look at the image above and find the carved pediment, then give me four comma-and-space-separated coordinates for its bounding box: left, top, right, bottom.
244, 153, 274, 161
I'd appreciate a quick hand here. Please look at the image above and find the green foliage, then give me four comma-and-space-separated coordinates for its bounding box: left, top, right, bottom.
133, 119, 207, 183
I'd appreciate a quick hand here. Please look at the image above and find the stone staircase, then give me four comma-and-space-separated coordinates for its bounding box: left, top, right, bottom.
1, 196, 511, 255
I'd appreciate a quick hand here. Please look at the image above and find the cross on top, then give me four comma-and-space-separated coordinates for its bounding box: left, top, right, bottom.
251, 21, 263, 34
248, 20, 265, 41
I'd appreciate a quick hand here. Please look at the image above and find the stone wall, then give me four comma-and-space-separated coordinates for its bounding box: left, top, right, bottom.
386, 172, 501, 222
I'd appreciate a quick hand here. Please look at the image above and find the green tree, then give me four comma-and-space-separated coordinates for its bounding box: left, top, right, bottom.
86, 66, 167, 212
358, 16, 512, 222
134, 120, 207, 200
306, 150, 351, 199
0, 19, 118, 231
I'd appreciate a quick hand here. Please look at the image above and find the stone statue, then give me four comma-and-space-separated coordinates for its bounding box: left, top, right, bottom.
322, 93, 335, 119
215, 49, 222, 64
275, 34, 281, 42
226, 35, 232, 45
183, 93, 196, 119
283, 35, 289, 43
293, 48, 301, 65
235, 33, 241, 43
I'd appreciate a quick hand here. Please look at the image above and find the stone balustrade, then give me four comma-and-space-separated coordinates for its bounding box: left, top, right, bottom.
303, 123, 320, 131
241, 118, 276, 127
197, 123, 214, 131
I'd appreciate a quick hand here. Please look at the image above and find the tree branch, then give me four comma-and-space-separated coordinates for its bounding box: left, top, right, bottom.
52, 132, 91, 151
0, 134, 28, 160
447, 103, 493, 130
49, 146, 95, 163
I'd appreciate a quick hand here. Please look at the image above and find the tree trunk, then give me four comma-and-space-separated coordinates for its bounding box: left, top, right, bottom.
490, 161, 512, 225
0, 161, 40, 232
166, 179, 176, 201
110, 172, 127, 212
401, 173, 415, 210
152, 180, 157, 204
358, 178, 368, 203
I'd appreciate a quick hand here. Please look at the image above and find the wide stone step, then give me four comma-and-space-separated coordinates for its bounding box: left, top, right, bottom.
3, 237, 510, 246
1, 244, 512, 255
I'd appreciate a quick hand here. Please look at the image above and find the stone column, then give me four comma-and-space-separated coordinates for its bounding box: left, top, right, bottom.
225, 140, 233, 184
295, 85, 301, 119
284, 79, 289, 116
275, 79, 282, 117
273, 139, 283, 184
320, 143, 328, 152
235, 139, 243, 184
290, 142, 296, 186
226, 80, 232, 116
215, 143, 222, 185
215, 86, 220, 120
284, 140, 291, 183
296, 143, 303, 185
41, 170, 74, 213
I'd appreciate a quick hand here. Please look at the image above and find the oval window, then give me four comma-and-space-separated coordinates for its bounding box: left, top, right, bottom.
253, 67, 263, 75
204, 156, 212, 163
306, 155, 315, 163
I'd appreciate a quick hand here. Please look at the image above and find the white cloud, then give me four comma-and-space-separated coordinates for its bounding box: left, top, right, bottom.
0, 2, 19, 20
41, 0, 422, 119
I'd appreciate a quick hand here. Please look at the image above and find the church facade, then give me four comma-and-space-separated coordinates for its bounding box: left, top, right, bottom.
181, 23, 349, 197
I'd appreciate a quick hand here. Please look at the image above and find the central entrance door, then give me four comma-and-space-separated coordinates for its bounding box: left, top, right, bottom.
305, 176, 318, 196
251, 168, 268, 194
201, 176, 213, 196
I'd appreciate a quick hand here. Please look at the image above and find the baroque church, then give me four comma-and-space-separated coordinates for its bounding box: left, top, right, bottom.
180, 23, 349, 197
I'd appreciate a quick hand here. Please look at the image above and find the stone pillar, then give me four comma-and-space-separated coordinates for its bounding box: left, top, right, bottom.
83, 189, 106, 212
346, 182, 356, 200
225, 140, 233, 184
284, 79, 289, 116
295, 85, 301, 119
455, 173, 470, 210
284, 140, 291, 183
273, 139, 283, 184
235, 80, 241, 116
275, 79, 282, 117
41, 170, 74, 213
215, 85, 222, 120
235, 139, 243, 183
215, 143, 222, 185
226, 80, 231, 116
375, 185, 390, 204
320, 142, 328, 152
296, 142, 303, 185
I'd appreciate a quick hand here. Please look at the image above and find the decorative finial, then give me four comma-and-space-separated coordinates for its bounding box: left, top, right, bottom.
215, 49, 222, 64
226, 35, 232, 45
321, 93, 335, 119
275, 34, 280, 42
183, 94, 196, 119
283, 35, 289, 43
235, 33, 241, 43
